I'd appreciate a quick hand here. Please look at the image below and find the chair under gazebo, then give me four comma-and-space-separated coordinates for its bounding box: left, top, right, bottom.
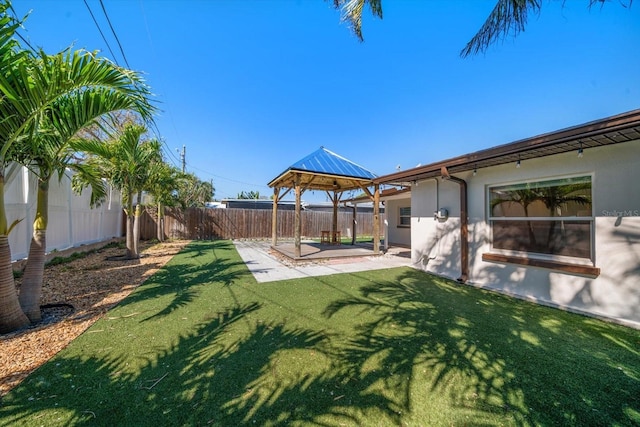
268, 147, 382, 259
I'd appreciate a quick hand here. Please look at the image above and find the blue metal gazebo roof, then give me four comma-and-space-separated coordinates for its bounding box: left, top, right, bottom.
291, 147, 376, 179
268, 147, 377, 190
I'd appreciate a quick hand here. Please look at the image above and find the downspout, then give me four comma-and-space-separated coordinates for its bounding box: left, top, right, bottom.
440, 167, 468, 283
341, 200, 357, 245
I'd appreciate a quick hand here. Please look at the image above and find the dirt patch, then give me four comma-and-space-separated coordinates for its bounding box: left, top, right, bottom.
0, 239, 190, 396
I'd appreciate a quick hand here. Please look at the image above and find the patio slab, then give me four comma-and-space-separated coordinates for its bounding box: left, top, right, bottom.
270, 241, 393, 260
234, 240, 413, 283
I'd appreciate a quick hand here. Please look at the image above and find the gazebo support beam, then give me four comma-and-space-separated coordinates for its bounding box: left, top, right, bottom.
272, 187, 279, 247
294, 173, 302, 258
325, 190, 343, 244
373, 184, 380, 254
271, 187, 292, 247
355, 184, 381, 254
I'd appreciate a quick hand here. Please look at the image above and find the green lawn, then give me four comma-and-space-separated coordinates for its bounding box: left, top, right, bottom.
1, 240, 638, 426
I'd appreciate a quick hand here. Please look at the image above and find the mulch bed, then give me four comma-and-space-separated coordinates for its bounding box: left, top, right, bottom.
0, 240, 190, 396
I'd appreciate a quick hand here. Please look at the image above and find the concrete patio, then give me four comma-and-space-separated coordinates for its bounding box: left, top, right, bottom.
234, 240, 412, 283
271, 241, 410, 261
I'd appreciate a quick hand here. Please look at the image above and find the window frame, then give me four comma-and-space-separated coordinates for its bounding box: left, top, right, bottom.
398, 206, 411, 228
486, 173, 595, 264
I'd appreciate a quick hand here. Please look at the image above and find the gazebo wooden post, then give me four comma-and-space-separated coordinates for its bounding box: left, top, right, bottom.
294, 173, 302, 258
332, 191, 339, 244
351, 203, 357, 245
373, 184, 380, 254
271, 187, 279, 247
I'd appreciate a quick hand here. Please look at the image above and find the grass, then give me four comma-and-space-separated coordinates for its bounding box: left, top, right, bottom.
1, 240, 638, 426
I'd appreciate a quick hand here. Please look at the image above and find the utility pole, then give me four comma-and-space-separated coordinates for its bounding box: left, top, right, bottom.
177, 145, 186, 173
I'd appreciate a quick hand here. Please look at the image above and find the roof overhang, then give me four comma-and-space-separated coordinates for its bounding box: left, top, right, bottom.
343, 187, 410, 204
375, 109, 640, 186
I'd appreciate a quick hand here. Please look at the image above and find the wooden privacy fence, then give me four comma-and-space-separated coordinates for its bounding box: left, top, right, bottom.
140, 207, 383, 241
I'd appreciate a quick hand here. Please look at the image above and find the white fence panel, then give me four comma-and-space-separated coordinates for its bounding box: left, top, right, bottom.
101, 202, 123, 239
47, 171, 73, 251
6, 166, 31, 260
4, 165, 123, 261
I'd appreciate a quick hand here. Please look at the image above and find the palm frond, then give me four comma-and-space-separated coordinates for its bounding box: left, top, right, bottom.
461, 0, 541, 58
70, 161, 108, 207
332, 0, 383, 41
0, 47, 157, 161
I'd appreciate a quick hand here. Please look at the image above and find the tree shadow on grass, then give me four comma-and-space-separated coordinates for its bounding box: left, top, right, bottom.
0, 238, 401, 426
2, 244, 637, 426
117, 241, 250, 321
322, 268, 640, 426
0, 299, 398, 426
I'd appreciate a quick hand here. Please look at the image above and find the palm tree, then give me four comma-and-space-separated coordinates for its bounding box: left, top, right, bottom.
174, 172, 214, 209
491, 187, 541, 248
13, 50, 155, 323
145, 162, 180, 242
332, 0, 631, 57
0, 1, 31, 332
536, 183, 591, 252
237, 190, 260, 199
72, 124, 162, 259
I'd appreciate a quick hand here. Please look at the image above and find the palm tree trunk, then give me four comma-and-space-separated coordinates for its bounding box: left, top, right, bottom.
132, 192, 142, 257
19, 181, 48, 323
523, 204, 537, 249
125, 191, 135, 259
157, 201, 164, 242
0, 172, 29, 333
0, 236, 29, 333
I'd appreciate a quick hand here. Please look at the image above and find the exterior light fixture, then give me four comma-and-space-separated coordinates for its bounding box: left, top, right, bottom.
578, 142, 584, 158
473, 164, 477, 176
516, 157, 521, 168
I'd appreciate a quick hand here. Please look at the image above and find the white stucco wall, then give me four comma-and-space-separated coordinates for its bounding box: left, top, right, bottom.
410, 139, 640, 327
385, 199, 411, 247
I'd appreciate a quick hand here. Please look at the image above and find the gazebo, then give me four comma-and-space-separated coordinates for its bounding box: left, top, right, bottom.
268, 147, 381, 258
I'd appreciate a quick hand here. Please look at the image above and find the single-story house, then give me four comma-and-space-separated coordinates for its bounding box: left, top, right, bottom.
376, 109, 640, 328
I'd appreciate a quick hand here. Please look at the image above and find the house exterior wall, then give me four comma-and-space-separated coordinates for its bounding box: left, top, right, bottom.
384, 198, 411, 247
410, 139, 640, 327
411, 178, 462, 280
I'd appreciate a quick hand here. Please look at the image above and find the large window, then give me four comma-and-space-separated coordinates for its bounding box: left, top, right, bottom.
399, 206, 411, 227
489, 176, 592, 259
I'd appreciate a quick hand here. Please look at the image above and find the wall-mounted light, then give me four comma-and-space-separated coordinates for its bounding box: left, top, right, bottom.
516, 156, 521, 168
578, 142, 584, 158
473, 164, 477, 176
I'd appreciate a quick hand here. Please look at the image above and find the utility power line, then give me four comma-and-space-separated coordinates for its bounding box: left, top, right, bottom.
83, 0, 119, 65
98, 0, 130, 68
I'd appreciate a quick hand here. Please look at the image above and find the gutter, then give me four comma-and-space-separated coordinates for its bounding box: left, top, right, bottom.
440, 167, 468, 283
375, 108, 640, 186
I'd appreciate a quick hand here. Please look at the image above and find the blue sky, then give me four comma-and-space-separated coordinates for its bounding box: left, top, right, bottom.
12, 1, 640, 202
